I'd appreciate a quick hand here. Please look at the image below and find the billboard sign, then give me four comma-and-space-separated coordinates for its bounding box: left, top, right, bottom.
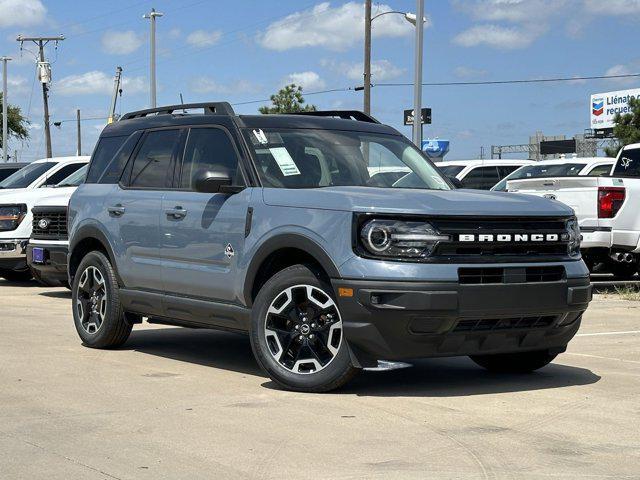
404, 108, 431, 125
590, 88, 640, 129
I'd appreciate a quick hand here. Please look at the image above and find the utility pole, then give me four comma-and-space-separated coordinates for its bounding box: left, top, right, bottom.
412, 0, 425, 148
16, 35, 64, 159
363, 0, 372, 115
108, 66, 123, 123
76, 109, 81, 156
143, 8, 163, 108
1, 56, 11, 163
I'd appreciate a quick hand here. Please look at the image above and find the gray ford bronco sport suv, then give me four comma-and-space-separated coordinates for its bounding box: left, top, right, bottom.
68, 102, 591, 392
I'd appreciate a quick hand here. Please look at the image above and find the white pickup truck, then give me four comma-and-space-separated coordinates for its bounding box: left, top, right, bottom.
507, 145, 640, 278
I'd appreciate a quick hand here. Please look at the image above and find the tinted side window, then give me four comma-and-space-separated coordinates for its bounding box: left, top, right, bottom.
85, 136, 127, 183
587, 164, 613, 177
613, 149, 640, 178
461, 166, 500, 189
41, 163, 85, 187
497, 165, 520, 179
129, 130, 181, 189
98, 133, 142, 184
180, 128, 243, 190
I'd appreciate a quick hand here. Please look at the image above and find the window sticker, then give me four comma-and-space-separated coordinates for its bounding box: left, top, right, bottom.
253, 129, 268, 145
270, 147, 301, 176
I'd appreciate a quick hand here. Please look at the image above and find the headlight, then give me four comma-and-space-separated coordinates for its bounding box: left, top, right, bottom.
359, 218, 450, 259
566, 217, 581, 257
0, 204, 27, 232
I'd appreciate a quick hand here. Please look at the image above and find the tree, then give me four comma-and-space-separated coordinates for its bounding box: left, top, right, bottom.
0, 93, 29, 150
605, 96, 640, 157
259, 84, 316, 114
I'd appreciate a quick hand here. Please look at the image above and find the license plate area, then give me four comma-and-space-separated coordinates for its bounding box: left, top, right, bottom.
32, 247, 45, 264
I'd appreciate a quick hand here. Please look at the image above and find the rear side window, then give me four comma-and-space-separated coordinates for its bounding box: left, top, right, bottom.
497, 165, 520, 179
85, 136, 127, 183
587, 164, 613, 177
461, 166, 500, 189
41, 163, 85, 187
613, 148, 640, 178
128, 129, 181, 188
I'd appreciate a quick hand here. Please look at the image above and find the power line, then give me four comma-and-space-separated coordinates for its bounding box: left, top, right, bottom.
231, 87, 354, 107
376, 73, 640, 87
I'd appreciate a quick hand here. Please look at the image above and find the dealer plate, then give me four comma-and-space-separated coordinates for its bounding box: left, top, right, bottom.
32, 247, 45, 264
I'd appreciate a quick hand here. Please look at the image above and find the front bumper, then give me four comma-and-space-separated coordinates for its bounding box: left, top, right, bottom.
26, 243, 69, 283
332, 276, 591, 367
0, 239, 28, 258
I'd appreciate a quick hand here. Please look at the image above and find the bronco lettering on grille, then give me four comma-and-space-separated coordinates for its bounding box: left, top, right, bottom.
459, 234, 564, 242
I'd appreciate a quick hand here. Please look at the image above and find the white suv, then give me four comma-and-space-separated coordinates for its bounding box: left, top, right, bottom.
0, 156, 89, 281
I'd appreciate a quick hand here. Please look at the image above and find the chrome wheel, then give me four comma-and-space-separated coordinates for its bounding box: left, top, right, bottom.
264, 284, 343, 374
76, 266, 107, 334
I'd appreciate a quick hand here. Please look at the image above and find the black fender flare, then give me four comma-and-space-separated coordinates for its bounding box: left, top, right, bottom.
68, 224, 120, 283
242, 233, 341, 306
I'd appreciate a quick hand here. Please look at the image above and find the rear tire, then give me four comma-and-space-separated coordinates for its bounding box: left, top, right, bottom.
250, 264, 359, 392
470, 350, 558, 373
0, 268, 33, 282
71, 251, 132, 349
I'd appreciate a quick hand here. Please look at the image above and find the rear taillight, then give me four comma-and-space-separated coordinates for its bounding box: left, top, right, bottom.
598, 187, 625, 218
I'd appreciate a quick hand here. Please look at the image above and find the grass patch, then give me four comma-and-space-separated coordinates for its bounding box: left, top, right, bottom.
613, 285, 640, 301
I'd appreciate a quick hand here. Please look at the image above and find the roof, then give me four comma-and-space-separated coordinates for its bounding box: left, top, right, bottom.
439, 159, 533, 167
30, 156, 91, 164
518, 157, 614, 166
0, 163, 27, 168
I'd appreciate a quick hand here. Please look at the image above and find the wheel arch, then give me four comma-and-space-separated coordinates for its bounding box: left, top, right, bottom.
68, 225, 120, 285
243, 234, 341, 307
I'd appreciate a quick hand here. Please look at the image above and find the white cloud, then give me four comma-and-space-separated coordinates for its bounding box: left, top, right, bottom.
168, 28, 182, 39
583, 0, 640, 15
55, 71, 147, 96
604, 61, 640, 86
284, 71, 326, 90
454, 0, 568, 23
258, 2, 423, 51
453, 66, 488, 78
101, 30, 144, 55
0, 0, 46, 28
186, 30, 222, 47
7, 76, 29, 94
453, 24, 541, 49
189, 77, 259, 94
323, 59, 405, 82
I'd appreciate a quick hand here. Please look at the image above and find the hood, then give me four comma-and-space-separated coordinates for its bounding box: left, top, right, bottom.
262, 186, 574, 217
0, 186, 76, 208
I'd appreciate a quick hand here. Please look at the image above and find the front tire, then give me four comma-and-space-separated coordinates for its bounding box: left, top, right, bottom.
71, 251, 132, 348
470, 350, 558, 373
250, 264, 359, 392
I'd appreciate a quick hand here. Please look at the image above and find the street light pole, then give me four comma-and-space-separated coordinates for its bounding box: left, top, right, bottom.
1, 56, 11, 163
143, 8, 163, 108
412, 0, 425, 148
363, 0, 372, 115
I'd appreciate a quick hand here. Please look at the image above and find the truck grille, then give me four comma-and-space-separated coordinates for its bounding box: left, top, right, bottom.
458, 266, 565, 284
431, 217, 571, 262
453, 315, 557, 332
32, 206, 68, 240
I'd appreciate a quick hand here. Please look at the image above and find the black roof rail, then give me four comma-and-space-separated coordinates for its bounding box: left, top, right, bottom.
288, 110, 380, 124
120, 102, 235, 120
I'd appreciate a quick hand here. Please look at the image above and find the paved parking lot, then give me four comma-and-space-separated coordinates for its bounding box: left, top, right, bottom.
1, 279, 639, 480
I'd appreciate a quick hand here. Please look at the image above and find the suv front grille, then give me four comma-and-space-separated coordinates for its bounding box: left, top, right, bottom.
431, 217, 571, 263
453, 315, 557, 332
458, 266, 565, 284
32, 207, 68, 240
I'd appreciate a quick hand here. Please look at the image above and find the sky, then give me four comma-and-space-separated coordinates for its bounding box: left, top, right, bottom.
1, 0, 639, 162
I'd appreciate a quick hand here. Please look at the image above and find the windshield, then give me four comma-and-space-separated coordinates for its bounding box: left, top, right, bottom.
491, 162, 586, 191
243, 128, 450, 190
613, 148, 640, 178
437, 165, 465, 178
0, 162, 56, 189
55, 165, 88, 187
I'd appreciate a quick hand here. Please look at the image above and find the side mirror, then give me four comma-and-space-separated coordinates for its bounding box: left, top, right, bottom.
449, 177, 464, 189
194, 169, 241, 194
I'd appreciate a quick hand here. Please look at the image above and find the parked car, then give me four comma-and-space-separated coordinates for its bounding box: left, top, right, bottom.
437, 159, 533, 190
506, 147, 639, 278
0, 163, 28, 182
67, 103, 591, 392
491, 157, 615, 192
26, 165, 88, 286
0, 156, 89, 281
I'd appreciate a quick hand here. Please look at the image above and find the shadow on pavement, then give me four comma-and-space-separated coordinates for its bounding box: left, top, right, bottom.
341, 357, 601, 397
0, 279, 40, 287
124, 327, 266, 378
39, 290, 72, 299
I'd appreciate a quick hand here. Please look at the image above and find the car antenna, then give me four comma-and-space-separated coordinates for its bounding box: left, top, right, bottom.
179, 93, 186, 114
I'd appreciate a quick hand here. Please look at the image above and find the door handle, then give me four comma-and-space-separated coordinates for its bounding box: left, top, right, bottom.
165, 207, 188, 219
107, 205, 125, 217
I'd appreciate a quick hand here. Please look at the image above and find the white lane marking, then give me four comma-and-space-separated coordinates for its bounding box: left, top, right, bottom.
576, 330, 640, 337
566, 352, 640, 365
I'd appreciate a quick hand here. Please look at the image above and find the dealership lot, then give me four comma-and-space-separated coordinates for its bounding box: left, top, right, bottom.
1, 280, 639, 480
